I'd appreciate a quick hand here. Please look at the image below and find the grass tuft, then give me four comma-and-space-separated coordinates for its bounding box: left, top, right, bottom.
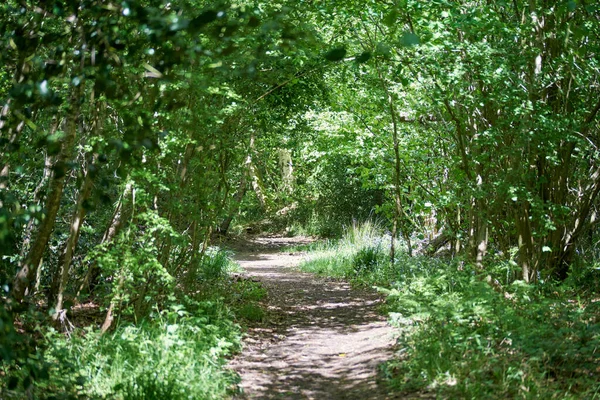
300, 220, 390, 281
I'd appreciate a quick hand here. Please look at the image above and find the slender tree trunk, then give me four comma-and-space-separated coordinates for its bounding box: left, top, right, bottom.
12, 91, 80, 301
77, 181, 132, 298
50, 155, 96, 318
0, 164, 9, 216
0, 118, 26, 210
516, 202, 536, 282
278, 148, 294, 194
390, 218, 397, 264
0, 57, 28, 189
472, 170, 488, 269
100, 264, 125, 334
248, 135, 267, 210
157, 142, 195, 269
219, 172, 247, 235
186, 226, 212, 284
454, 207, 462, 255
100, 185, 136, 334
375, 61, 413, 258
20, 148, 56, 261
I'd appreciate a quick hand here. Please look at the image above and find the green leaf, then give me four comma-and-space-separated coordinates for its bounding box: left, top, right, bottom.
324, 47, 347, 62
375, 42, 391, 56
355, 52, 371, 63
400, 32, 420, 47
189, 10, 218, 31
383, 9, 399, 27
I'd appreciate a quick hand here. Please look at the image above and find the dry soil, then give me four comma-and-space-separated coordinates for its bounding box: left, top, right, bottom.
227, 236, 403, 400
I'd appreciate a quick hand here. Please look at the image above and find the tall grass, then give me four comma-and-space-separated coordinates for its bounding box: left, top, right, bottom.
64, 300, 240, 399
299, 220, 391, 280
197, 246, 240, 281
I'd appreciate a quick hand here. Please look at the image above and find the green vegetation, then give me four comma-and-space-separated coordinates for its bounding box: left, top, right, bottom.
301, 223, 600, 398
300, 221, 391, 280
1, 0, 599, 398
1, 248, 265, 399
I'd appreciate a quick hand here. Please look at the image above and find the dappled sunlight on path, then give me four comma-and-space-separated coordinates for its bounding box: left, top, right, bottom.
228, 237, 404, 399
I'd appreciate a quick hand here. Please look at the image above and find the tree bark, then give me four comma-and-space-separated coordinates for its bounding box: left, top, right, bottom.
50, 155, 96, 318
20, 148, 56, 262
77, 181, 133, 298
248, 135, 267, 210
375, 59, 413, 259
12, 91, 80, 301
219, 170, 247, 235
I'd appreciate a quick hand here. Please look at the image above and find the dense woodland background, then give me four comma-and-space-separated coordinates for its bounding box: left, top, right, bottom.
1, 0, 599, 398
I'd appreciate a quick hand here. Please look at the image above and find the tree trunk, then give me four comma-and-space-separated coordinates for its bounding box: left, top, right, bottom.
100, 265, 125, 334
100, 185, 136, 334
12, 91, 80, 302
376, 60, 413, 258
516, 202, 536, 282
278, 148, 294, 194
248, 135, 267, 210
20, 148, 56, 262
77, 181, 133, 298
219, 171, 247, 235
50, 155, 96, 318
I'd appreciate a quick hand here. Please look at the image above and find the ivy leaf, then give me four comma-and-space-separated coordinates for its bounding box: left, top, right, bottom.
324, 47, 347, 62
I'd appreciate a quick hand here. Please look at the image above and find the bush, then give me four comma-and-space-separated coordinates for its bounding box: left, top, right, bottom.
380, 265, 600, 398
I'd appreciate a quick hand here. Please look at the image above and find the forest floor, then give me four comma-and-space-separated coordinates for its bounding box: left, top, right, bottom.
225, 235, 406, 400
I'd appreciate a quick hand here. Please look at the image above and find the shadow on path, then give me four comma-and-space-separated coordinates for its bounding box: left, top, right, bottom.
228, 236, 405, 399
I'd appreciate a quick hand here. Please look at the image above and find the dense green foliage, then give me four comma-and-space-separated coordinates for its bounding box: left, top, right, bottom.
1, 0, 599, 398
301, 223, 600, 398
1, 249, 266, 398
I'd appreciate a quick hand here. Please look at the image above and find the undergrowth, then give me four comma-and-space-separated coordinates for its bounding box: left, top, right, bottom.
299, 220, 391, 280
1, 248, 265, 399
300, 222, 600, 399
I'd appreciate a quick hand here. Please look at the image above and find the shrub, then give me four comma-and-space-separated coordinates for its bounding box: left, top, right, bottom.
198, 247, 237, 281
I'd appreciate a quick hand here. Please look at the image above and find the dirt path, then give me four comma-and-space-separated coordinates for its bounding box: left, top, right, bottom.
227, 236, 401, 399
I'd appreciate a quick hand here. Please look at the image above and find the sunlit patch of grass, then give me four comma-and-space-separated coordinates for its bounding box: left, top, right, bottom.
198, 247, 242, 280
299, 220, 391, 281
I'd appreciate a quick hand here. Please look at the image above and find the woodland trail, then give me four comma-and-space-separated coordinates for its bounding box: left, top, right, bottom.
227, 236, 402, 400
